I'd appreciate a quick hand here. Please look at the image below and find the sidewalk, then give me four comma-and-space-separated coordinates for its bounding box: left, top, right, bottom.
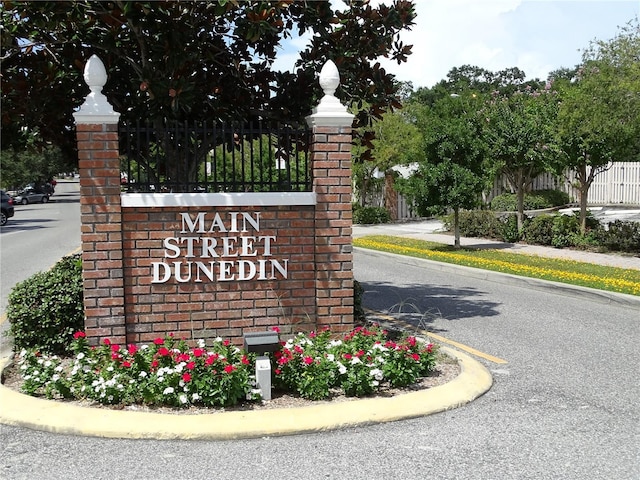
353, 219, 640, 271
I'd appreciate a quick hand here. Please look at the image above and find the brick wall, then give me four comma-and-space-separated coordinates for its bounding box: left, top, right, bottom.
121, 205, 317, 344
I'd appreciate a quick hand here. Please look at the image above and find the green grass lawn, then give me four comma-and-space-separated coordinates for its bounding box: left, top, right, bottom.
353, 235, 640, 297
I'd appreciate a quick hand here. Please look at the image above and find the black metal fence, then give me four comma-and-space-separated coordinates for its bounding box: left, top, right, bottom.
119, 120, 311, 193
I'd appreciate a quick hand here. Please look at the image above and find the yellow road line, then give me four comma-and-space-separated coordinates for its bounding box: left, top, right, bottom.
365, 308, 508, 364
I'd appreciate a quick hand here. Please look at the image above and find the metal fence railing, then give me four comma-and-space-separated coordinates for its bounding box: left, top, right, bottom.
119, 120, 311, 193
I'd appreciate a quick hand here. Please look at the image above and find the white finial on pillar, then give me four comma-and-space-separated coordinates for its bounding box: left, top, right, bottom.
307, 60, 354, 126
73, 54, 120, 124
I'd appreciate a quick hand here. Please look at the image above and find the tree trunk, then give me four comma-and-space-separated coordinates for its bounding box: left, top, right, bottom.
384, 170, 397, 221
453, 207, 461, 249
516, 178, 525, 232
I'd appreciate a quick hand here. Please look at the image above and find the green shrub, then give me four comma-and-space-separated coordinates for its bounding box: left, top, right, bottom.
490, 189, 570, 211
523, 214, 555, 245
497, 214, 521, 243
551, 214, 580, 248
444, 210, 501, 238
7, 254, 84, 355
598, 221, 640, 254
352, 204, 391, 224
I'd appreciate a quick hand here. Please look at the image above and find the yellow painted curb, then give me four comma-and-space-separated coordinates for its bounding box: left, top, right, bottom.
0, 346, 492, 440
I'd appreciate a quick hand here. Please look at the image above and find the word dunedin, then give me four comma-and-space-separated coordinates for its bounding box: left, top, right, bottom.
151, 212, 288, 283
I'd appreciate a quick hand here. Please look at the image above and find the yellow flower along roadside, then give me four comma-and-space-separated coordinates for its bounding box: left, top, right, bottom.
354, 236, 640, 297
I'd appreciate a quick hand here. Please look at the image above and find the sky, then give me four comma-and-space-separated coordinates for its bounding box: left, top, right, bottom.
273, 0, 639, 89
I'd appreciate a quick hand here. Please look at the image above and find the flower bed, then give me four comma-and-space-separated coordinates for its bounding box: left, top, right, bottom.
13, 325, 439, 408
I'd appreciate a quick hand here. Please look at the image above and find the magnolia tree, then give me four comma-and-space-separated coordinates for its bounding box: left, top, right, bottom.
1, 0, 415, 166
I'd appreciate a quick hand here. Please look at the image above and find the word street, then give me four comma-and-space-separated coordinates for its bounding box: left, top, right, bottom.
151, 211, 288, 283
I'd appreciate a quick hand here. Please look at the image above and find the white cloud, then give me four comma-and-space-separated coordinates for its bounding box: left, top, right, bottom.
275, 1, 639, 88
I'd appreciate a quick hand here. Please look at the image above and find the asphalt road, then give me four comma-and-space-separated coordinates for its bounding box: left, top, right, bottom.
1, 214, 638, 479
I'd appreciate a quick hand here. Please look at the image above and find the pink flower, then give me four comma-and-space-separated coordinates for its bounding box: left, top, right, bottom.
176, 353, 190, 362
182, 373, 192, 383
271, 326, 280, 333
223, 339, 230, 346
73, 332, 86, 339
294, 345, 304, 354
192, 348, 204, 358
103, 338, 111, 346
224, 364, 236, 374
153, 338, 164, 345
426, 344, 434, 353
309, 331, 316, 338
343, 353, 352, 360
241, 355, 250, 365
186, 361, 196, 370
303, 356, 314, 365
111, 344, 120, 353
122, 361, 132, 368
410, 353, 420, 362
128, 344, 138, 355
151, 360, 159, 369
157, 347, 170, 357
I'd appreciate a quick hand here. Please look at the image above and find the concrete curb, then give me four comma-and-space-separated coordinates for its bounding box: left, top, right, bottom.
0, 346, 492, 440
355, 247, 640, 309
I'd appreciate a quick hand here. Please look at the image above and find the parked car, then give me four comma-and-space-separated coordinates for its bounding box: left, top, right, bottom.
1, 190, 15, 226
13, 187, 50, 205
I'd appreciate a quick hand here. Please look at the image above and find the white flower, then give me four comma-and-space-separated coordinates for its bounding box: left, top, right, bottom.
55, 365, 63, 372
326, 353, 335, 362
52, 374, 60, 382
44, 360, 52, 367
19, 349, 27, 357
140, 344, 149, 350
106, 366, 114, 372
37, 358, 44, 365
350, 357, 362, 365
163, 387, 175, 395
370, 368, 384, 381
337, 362, 347, 375
215, 336, 223, 343
139, 371, 147, 378
174, 363, 184, 373
20, 364, 27, 371
32, 370, 40, 376
76, 352, 85, 360
191, 393, 201, 401
179, 394, 188, 404
197, 339, 205, 348
329, 340, 343, 347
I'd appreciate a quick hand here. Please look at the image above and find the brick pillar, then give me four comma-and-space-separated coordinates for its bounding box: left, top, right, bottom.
73, 55, 125, 345
307, 60, 355, 333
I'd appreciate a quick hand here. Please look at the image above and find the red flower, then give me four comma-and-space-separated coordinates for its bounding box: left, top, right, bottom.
192, 348, 204, 358
182, 373, 192, 383
224, 364, 236, 374
275, 368, 281, 375
343, 353, 352, 360
177, 353, 190, 362
158, 347, 170, 356
128, 344, 138, 355
186, 361, 196, 370
111, 344, 120, 353
153, 338, 164, 345
407, 336, 417, 347
122, 361, 132, 368
410, 353, 420, 362
303, 356, 314, 365
205, 354, 218, 366
271, 326, 280, 333
223, 339, 230, 346
241, 355, 250, 365
103, 338, 111, 346
73, 332, 86, 339
151, 360, 159, 368
309, 331, 316, 338
294, 345, 304, 354
356, 349, 365, 358
426, 344, 434, 353
111, 353, 120, 360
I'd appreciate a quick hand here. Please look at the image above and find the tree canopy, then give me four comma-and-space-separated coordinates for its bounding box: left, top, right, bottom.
1, 0, 416, 159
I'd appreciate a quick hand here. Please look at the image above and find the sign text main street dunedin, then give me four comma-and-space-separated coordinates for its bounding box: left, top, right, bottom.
151, 212, 288, 283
